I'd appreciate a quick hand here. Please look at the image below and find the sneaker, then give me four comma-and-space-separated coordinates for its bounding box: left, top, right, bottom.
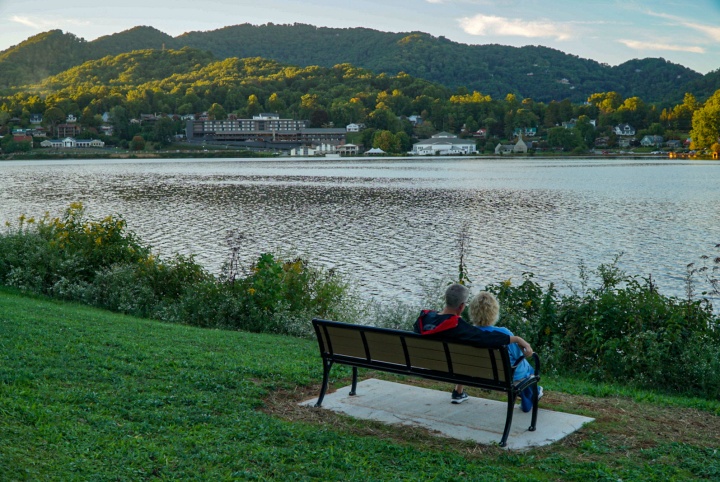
538, 386, 544, 400
451, 389, 469, 404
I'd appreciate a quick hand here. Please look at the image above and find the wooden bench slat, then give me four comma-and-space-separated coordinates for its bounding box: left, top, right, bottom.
363, 332, 407, 365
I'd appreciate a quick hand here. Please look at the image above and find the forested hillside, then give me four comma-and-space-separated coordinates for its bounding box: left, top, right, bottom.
0, 23, 717, 103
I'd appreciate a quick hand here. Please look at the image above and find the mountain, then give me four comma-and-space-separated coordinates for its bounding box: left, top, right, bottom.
0, 30, 89, 87
0, 23, 716, 104
0, 27, 178, 89
90, 26, 176, 58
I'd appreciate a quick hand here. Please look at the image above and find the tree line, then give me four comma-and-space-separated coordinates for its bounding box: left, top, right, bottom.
1, 48, 719, 154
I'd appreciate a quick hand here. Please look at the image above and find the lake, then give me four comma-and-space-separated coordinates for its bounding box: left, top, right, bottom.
1, 156, 719, 304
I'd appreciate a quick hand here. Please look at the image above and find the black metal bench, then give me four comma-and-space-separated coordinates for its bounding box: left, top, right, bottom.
312, 318, 541, 447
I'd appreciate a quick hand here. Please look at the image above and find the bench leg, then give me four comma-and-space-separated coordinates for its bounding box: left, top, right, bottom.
529, 382, 539, 432
315, 359, 334, 407
349, 366, 358, 396
500, 394, 516, 448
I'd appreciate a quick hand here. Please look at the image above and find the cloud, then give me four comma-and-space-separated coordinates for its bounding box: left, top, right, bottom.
11, 16, 43, 29
11, 15, 90, 31
645, 11, 720, 42
619, 39, 705, 54
459, 14, 572, 40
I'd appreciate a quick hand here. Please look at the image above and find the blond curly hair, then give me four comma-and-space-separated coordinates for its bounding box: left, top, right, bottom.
468, 291, 499, 327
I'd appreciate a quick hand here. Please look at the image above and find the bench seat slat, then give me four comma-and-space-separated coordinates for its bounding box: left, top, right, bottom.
363, 332, 408, 365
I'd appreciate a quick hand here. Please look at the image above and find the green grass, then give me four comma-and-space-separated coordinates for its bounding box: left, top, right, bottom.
2, 287, 719, 481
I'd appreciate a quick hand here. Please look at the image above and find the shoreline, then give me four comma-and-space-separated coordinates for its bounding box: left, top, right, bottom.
1, 149, 712, 162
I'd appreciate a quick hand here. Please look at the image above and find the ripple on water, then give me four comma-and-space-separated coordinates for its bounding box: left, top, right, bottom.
1, 158, 720, 304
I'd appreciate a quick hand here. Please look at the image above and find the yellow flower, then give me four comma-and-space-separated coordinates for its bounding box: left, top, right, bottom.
248, 288, 256, 295
524, 300, 533, 308
502, 279, 512, 288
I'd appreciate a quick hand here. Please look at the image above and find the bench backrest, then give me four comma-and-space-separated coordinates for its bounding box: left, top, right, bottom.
312, 318, 513, 391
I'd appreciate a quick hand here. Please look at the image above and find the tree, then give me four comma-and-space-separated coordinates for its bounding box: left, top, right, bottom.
130, 135, 146, 151
588, 92, 622, 114
80, 106, 101, 128
367, 107, 401, 132
266, 93, 286, 113
395, 131, 412, 153
207, 103, 227, 121
109, 106, 131, 140
575, 115, 596, 146
547, 126, 583, 150
152, 117, 175, 146
309, 109, 329, 127
43, 106, 65, 134
672, 93, 700, 131
690, 90, 720, 150
373, 130, 400, 153
246, 94, 261, 117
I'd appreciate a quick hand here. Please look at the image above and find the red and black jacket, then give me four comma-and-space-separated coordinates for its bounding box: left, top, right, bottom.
413, 310, 510, 347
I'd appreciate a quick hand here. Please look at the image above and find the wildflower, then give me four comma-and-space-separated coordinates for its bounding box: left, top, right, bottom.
248, 288, 256, 295
502, 279, 512, 288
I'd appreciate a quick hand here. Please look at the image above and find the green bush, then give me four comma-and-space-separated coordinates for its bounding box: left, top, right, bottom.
485, 259, 720, 399
0, 204, 355, 337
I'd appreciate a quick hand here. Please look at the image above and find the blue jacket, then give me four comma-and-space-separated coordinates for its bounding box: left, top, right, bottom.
477, 326, 534, 380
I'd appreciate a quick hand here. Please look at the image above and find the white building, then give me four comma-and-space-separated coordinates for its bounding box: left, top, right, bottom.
614, 124, 636, 136
336, 143, 360, 156
41, 137, 105, 148
411, 132, 478, 156
346, 123, 361, 132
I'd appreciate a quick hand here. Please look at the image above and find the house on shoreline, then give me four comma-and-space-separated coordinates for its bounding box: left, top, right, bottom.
41, 137, 105, 148
411, 132, 478, 155
495, 136, 528, 154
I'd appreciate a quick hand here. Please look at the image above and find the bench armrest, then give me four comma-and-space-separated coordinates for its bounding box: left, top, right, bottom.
511, 352, 541, 378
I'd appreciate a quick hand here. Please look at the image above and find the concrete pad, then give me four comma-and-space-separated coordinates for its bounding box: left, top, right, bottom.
300, 378, 594, 450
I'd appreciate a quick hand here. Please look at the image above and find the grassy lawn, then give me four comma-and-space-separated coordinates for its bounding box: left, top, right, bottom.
2, 287, 719, 481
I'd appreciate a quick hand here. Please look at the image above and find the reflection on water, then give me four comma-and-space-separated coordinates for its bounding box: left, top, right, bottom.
1, 157, 719, 303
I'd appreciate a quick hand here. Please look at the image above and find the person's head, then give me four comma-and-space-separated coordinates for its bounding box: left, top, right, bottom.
468, 291, 500, 327
444, 283, 470, 312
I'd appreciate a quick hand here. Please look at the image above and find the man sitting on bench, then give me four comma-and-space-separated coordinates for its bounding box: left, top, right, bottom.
413, 283, 534, 404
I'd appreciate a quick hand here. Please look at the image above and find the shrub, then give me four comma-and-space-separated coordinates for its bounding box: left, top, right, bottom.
486, 259, 720, 399
0, 203, 150, 294
0, 204, 356, 338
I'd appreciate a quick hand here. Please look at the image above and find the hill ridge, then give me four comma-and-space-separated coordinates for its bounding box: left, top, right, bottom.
0, 23, 718, 103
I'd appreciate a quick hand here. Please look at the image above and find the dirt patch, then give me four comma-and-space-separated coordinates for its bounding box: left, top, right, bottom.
260, 373, 720, 455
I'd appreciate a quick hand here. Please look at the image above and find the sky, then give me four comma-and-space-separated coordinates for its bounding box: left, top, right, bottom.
1, 0, 719, 74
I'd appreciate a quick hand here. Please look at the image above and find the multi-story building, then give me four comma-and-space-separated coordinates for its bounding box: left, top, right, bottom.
56, 123, 81, 138
186, 113, 346, 147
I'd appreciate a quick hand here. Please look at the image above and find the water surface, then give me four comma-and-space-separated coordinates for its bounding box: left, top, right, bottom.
1, 157, 718, 303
